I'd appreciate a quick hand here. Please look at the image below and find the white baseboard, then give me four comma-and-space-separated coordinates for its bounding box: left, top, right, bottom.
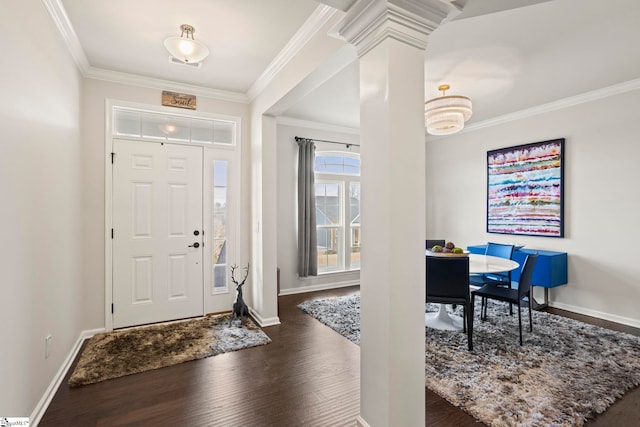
356, 415, 371, 427
249, 307, 281, 327
249, 279, 359, 325
30, 327, 105, 426
278, 279, 360, 296
549, 301, 640, 329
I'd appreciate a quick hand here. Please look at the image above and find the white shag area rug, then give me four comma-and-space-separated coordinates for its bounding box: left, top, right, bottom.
299, 295, 640, 427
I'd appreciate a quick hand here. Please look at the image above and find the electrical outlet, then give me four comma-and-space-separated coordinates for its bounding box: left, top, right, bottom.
45, 334, 52, 359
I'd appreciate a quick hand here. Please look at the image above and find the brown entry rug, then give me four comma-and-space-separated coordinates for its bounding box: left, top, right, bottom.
69, 314, 270, 387
298, 295, 640, 427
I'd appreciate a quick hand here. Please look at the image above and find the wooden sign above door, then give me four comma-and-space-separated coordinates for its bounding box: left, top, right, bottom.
162, 90, 196, 110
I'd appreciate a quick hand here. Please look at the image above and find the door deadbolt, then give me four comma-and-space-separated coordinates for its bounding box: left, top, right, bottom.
193, 230, 200, 236
188, 242, 200, 248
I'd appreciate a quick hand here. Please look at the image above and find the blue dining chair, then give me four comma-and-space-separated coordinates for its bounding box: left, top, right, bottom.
469, 242, 515, 287
469, 242, 516, 315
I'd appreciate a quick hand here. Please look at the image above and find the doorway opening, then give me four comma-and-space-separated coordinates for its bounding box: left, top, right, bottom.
105, 101, 241, 330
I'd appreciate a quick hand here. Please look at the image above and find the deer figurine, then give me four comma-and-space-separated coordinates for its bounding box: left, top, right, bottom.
229, 263, 250, 326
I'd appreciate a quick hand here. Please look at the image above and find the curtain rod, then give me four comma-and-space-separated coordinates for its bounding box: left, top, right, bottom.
294, 136, 360, 148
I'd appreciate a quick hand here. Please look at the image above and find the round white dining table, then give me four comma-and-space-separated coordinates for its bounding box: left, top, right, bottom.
425, 253, 520, 331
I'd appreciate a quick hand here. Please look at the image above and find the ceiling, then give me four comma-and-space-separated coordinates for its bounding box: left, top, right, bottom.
60, 0, 319, 94
58, 0, 640, 130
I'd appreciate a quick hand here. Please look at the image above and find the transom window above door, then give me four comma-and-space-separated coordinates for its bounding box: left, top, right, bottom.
113, 107, 236, 146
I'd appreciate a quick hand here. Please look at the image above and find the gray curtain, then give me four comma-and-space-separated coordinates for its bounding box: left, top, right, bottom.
297, 138, 318, 277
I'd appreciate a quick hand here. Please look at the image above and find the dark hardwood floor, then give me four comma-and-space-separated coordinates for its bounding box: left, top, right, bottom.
40, 286, 640, 426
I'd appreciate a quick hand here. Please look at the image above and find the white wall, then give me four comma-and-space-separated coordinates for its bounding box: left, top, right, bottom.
276, 122, 360, 293
426, 87, 640, 326
247, 7, 347, 321
0, 0, 84, 417
81, 79, 252, 328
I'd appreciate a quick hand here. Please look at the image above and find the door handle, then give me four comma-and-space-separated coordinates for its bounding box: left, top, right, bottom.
188, 242, 200, 248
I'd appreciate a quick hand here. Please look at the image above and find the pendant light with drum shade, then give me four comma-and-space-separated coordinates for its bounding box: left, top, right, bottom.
164, 24, 210, 65
425, 84, 472, 135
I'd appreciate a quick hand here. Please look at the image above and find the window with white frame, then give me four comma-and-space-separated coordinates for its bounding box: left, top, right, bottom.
314, 152, 361, 273
113, 106, 236, 145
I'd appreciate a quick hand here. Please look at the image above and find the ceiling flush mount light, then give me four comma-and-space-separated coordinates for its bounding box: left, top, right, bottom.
164, 24, 210, 65
425, 84, 473, 136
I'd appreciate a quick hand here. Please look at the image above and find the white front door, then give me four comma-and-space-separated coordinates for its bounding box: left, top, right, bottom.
112, 140, 204, 328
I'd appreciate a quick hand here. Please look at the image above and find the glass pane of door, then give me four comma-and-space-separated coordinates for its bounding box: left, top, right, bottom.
349, 182, 361, 269
315, 182, 343, 273
212, 160, 228, 292
317, 227, 341, 272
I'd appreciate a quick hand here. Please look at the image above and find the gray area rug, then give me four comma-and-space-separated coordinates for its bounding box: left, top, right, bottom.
69, 314, 270, 387
298, 295, 640, 427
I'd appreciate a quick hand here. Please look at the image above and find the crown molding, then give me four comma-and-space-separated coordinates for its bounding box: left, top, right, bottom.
277, 115, 360, 135
464, 77, 640, 133
42, 0, 247, 103
332, 0, 459, 56
84, 66, 248, 103
280, 77, 640, 140
317, 0, 358, 12
392, 0, 463, 23
43, 0, 337, 104
41, 0, 90, 73
246, 5, 338, 101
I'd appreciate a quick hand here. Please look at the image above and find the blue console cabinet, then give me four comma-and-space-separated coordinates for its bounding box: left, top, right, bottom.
467, 245, 568, 288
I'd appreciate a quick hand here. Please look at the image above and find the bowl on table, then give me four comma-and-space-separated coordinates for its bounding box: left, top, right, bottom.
426, 250, 470, 257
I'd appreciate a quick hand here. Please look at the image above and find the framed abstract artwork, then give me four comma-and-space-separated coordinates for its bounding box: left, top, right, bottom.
487, 138, 565, 237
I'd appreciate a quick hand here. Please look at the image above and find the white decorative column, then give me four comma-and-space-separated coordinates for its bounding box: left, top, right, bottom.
333, 1, 455, 425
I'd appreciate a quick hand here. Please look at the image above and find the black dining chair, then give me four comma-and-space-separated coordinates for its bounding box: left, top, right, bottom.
472, 253, 538, 346
426, 239, 446, 250
426, 256, 473, 351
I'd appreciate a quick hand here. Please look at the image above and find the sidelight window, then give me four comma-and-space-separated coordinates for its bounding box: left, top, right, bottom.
212, 160, 228, 292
